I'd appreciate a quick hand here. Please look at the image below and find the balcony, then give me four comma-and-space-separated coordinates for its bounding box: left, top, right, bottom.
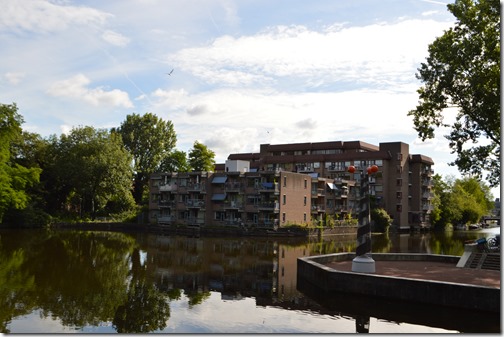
159, 184, 178, 192
186, 199, 205, 208
327, 165, 345, 172
296, 166, 314, 173
258, 202, 279, 211
157, 215, 176, 224
422, 204, 434, 211
311, 205, 325, 212
224, 182, 242, 192
311, 188, 325, 197
422, 192, 434, 200
258, 182, 279, 194
223, 201, 243, 209
187, 183, 206, 192
158, 200, 176, 208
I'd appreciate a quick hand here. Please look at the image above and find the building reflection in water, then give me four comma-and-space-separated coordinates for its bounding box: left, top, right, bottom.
0, 229, 498, 333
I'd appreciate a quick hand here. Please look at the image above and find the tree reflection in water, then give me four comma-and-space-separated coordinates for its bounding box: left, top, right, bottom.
0, 228, 498, 333
113, 248, 170, 333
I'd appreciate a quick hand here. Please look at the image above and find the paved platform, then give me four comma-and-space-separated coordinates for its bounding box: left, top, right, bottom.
325, 259, 501, 288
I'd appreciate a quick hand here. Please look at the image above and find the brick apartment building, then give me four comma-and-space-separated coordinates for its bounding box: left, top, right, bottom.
148, 140, 434, 231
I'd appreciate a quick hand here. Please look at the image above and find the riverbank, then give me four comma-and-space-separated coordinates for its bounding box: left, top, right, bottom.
49, 222, 358, 238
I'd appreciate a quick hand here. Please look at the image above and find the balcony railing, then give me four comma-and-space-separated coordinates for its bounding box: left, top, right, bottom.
157, 215, 176, 224
187, 183, 206, 192
159, 184, 178, 192
257, 202, 279, 211
223, 201, 243, 209
186, 199, 205, 208
158, 200, 176, 207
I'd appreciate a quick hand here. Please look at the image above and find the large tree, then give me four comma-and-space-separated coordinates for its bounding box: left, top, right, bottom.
48, 126, 135, 219
188, 141, 216, 172
158, 149, 190, 173
0, 103, 41, 223
408, 0, 500, 187
112, 113, 177, 204
431, 174, 493, 229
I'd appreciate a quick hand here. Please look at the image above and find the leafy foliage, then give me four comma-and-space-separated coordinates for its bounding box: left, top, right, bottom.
0, 103, 41, 222
430, 174, 494, 229
44, 126, 135, 220
112, 113, 177, 203
408, 0, 500, 186
188, 141, 216, 172
371, 208, 392, 233
158, 149, 190, 173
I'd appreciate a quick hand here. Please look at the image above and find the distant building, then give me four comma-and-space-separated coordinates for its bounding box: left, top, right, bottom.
148, 140, 434, 231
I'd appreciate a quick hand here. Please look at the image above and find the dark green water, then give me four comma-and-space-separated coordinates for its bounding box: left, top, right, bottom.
0, 227, 499, 333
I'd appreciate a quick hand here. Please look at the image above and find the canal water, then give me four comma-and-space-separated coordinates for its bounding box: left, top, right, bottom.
0, 226, 499, 333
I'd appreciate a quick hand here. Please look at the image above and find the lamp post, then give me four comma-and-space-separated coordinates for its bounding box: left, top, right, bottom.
348, 164, 378, 273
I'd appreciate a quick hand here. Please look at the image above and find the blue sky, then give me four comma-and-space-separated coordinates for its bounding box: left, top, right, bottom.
1, 0, 498, 196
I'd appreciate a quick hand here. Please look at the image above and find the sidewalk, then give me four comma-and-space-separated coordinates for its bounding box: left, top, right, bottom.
325, 259, 501, 288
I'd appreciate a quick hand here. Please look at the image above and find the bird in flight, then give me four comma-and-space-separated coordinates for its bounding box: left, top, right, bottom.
167, 69, 174, 76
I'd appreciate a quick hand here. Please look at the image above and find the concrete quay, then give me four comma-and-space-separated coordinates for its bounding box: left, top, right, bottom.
297, 252, 500, 313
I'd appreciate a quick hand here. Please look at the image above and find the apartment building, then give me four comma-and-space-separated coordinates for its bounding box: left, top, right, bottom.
149, 140, 434, 231
149, 166, 330, 229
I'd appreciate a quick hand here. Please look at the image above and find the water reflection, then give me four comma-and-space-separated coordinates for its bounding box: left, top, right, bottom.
0, 228, 499, 333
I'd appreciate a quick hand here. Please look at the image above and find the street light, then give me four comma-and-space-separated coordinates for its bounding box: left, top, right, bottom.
348, 163, 378, 273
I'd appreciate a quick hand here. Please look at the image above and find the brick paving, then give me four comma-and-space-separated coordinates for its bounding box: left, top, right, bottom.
325, 260, 501, 288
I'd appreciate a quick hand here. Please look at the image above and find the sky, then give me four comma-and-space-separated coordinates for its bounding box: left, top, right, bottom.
0, 0, 499, 198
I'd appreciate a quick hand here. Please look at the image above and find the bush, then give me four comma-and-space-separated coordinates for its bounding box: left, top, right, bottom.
371, 208, 392, 233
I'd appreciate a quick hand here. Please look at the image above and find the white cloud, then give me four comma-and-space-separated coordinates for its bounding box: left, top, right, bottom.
4, 72, 25, 84
101, 30, 130, 46
152, 87, 422, 162
0, 0, 112, 33
47, 74, 133, 108
168, 19, 453, 89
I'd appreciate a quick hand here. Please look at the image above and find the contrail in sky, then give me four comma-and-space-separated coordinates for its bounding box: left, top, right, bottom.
419, 0, 449, 5
79, 27, 154, 107
99, 47, 154, 106
206, 6, 221, 33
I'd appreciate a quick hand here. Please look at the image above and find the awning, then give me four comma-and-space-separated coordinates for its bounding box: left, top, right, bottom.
212, 176, 228, 184
326, 182, 337, 190
211, 193, 227, 201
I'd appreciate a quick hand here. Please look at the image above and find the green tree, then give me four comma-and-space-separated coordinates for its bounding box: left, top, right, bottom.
159, 150, 190, 173
431, 174, 458, 229
452, 177, 493, 224
371, 208, 392, 233
431, 174, 493, 229
48, 127, 135, 220
4, 131, 52, 226
408, 0, 500, 187
0, 103, 41, 223
188, 141, 216, 172
112, 113, 177, 204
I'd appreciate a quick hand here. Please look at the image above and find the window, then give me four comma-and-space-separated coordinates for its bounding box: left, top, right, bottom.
397, 192, 402, 199
397, 178, 402, 186
396, 204, 402, 212
282, 213, 286, 222
304, 179, 307, 189
283, 176, 287, 187
397, 153, 403, 161
283, 194, 286, 205
304, 213, 307, 222
304, 196, 307, 206
397, 165, 403, 174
